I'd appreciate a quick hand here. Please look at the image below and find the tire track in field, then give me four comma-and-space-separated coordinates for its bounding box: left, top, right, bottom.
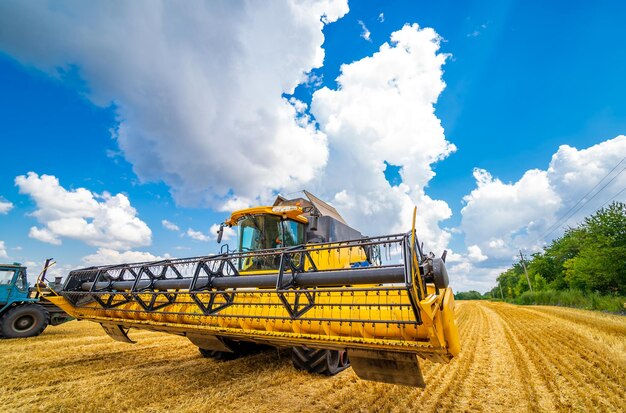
428, 303, 490, 412
512, 306, 626, 388
496, 304, 625, 411
499, 300, 619, 411
519, 306, 626, 360
500, 305, 597, 411
500, 305, 625, 393
527, 305, 626, 337
489, 304, 567, 411
431, 302, 555, 412
454, 303, 529, 412
413, 301, 483, 412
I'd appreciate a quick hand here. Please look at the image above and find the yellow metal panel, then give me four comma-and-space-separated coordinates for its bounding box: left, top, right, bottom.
46, 286, 456, 361
225, 206, 308, 225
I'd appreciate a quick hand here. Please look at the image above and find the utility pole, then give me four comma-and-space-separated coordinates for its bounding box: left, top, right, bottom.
499, 281, 504, 300
519, 250, 533, 293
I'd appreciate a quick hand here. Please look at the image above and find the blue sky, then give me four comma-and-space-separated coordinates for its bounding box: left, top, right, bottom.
1, 1, 625, 291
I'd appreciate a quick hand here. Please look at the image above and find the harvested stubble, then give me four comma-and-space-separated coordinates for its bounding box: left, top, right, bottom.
1, 301, 624, 412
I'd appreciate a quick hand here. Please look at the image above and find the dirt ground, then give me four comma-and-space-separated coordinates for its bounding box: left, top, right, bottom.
1, 301, 624, 412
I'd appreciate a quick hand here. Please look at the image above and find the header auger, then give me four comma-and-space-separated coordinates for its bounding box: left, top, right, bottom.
47, 191, 460, 387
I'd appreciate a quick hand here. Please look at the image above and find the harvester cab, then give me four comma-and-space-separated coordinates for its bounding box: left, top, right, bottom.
223, 191, 369, 272
47, 192, 460, 387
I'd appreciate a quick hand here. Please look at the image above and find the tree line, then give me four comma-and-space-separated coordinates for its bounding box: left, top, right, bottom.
455, 202, 626, 305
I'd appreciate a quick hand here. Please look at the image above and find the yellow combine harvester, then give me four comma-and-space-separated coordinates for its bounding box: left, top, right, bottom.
47, 192, 460, 387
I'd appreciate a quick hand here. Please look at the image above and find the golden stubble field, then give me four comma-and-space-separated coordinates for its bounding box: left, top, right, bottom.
1, 301, 624, 413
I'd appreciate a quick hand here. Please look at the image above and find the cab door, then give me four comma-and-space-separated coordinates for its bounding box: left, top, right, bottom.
8, 269, 30, 302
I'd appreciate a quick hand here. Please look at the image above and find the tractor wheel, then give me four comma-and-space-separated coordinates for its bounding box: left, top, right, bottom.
292, 346, 350, 375
0, 304, 50, 338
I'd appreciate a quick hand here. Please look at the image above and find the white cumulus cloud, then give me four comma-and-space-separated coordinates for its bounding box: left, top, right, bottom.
0, 199, 13, 214
461, 167, 561, 260
0, 0, 349, 207
459, 135, 626, 290
82, 248, 169, 266
161, 220, 180, 232
186, 228, 211, 242
467, 244, 487, 262
28, 227, 62, 245
358, 20, 371, 41
462, 136, 626, 259
0, 241, 8, 259
309, 24, 455, 253
15, 172, 152, 250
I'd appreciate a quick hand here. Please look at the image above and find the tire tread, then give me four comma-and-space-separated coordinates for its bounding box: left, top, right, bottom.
291, 346, 349, 376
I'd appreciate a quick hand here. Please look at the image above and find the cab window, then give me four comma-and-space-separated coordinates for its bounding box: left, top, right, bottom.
237, 215, 305, 271
0, 269, 15, 285
280, 219, 304, 247
238, 215, 282, 251
238, 215, 305, 251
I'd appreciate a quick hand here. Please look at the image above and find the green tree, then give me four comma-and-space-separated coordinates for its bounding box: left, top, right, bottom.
541, 227, 585, 289
564, 202, 626, 294
455, 290, 484, 300
494, 264, 524, 299
491, 201, 626, 298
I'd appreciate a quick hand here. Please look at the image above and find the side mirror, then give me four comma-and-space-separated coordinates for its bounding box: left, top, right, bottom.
217, 224, 224, 244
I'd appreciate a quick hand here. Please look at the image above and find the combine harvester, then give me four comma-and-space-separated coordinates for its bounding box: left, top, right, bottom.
47, 192, 460, 386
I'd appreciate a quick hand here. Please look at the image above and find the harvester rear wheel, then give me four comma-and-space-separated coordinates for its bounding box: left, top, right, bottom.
292, 346, 350, 375
0, 304, 49, 338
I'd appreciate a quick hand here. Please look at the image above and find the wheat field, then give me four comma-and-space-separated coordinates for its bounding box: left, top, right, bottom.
1, 301, 624, 412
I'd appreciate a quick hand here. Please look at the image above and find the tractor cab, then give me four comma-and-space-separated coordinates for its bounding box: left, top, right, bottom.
0, 264, 30, 306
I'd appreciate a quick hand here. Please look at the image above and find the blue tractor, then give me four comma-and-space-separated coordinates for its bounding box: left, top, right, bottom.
0, 259, 72, 338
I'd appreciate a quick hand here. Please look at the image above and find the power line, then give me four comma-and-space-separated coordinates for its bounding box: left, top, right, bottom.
539, 166, 625, 242
599, 186, 626, 209
536, 157, 625, 243
538, 157, 624, 240
559, 182, 626, 236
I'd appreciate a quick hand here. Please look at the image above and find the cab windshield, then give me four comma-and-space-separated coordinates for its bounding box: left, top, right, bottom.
238, 215, 304, 251
237, 214, 304, 271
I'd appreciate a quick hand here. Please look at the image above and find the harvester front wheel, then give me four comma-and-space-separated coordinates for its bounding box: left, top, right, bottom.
0, 304, 49, 338
292, 346, 350, 375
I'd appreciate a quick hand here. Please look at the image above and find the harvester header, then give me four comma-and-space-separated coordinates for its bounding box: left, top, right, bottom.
47, 191, 460, 387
